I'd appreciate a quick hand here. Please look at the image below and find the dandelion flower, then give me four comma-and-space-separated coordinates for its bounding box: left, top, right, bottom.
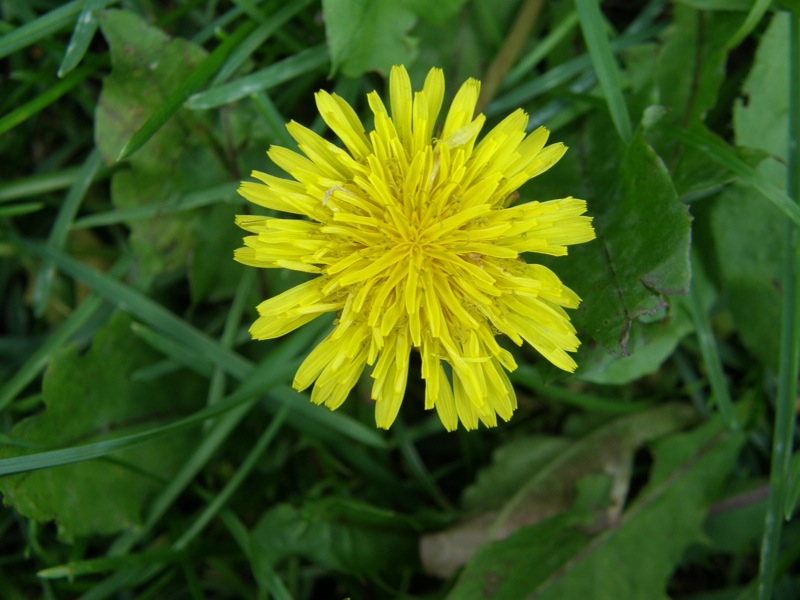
235, 66, 595, 431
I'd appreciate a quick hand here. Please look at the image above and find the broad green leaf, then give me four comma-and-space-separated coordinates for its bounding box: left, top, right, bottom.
576, 300, 693, 385
534, 118, 691, 359
422, 404, 698, 579
116, 19, 256, 162
0, 313, 203, 540
95, 10, 228, 279
734, 13, 789, 164
322, 0, 418, 77
447, 417, 745, 599
709, 13, 790, 368
461, 436, 571, 514
250, 497, 419, 584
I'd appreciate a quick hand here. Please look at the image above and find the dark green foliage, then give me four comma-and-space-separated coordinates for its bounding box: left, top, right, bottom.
0, 1, 796, 599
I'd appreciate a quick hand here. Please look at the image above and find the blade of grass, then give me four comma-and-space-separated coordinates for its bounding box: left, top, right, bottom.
108, 316, 372, 562
131, 323, 215, 376
22, 241, 253, 380
0, 388, 260, 476
58, 0, 113, 77
191, 5, 245, 45
670, 125, 800, 227
758, 10, 800, 600
206, 269, 255, 409
185, 44, 329, 110
0, 202, 44, 217
503, 10, 579, 90
251, 92, 296, 149
33, 149, 104, 316
266, 384, 387, 449
173, 407, 288, 550
230, 0, 269, 23
476, 0, 545, 112
786, 450, 800, 519
116, 19, 257, 162
0, 64, 95, 136
212, 0, 316, 84
512, 364, 656, 414
0, 254, 129, 412
38, 550, 184, 580
0, 1, 82, 59
393, 417, 451, 510
0, 167, 84, 203
683, 268, 738, 431
575, 0, 633, 143
72, 182, 237, 229
727, 0, 772, 49
487, 25, 657, 117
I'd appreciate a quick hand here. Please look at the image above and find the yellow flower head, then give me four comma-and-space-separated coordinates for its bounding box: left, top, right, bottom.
235, 66, 595, 431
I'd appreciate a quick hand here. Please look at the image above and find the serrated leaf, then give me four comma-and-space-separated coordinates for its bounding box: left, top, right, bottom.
447, 417, 745, 599
577, 300, 693, 384
0, 313, 202, 541
95, 10, 227, 279
536, 118, 691, 359
322, 0, 418, 77
250, 497, 419, 584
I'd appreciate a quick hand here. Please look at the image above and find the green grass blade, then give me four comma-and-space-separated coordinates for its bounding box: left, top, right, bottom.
266, 384, 387, 449
0, 255, 129, 412
0, 202, 44, 217
0, 391, 260, 476
58, 0, 112, 76
33, 149, 104, 316
0, 64, 94, 136
212, 0, 316, 84
172, 407, 288, 550
727, 0, 772, 49
487, 25, 657, 117
512, 364, 655, 413
757, 11, 800, 600
575, 0, 633, 143
684, 273, 738, 431
131, 323, 215, 376
116, 19, 257, 162
251, 92, 295, 147
504, 10, 579, 89
0, 166, 84, 203
22, 241, 253, 380
205, 270, 255, 409
670, 126, 800, 227
0, 1, 82, 59
38, 550, 183, 580
72, 182, 237, 229
786, 450, 800, 519
186, 44, 329, 110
